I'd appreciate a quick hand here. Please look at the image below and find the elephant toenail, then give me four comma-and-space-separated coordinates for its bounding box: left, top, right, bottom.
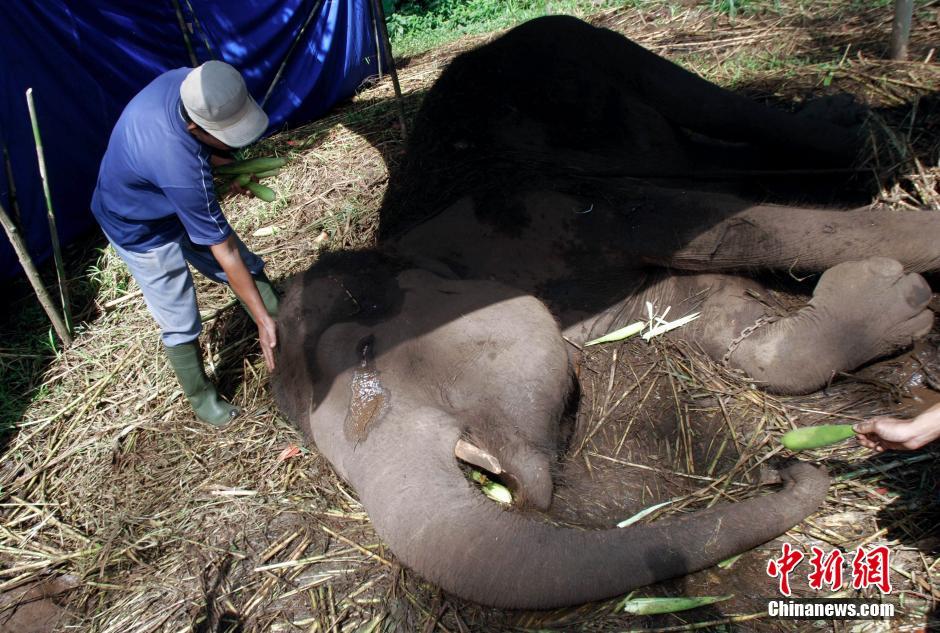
906, 275, 932, 308
867, 257, 902, 276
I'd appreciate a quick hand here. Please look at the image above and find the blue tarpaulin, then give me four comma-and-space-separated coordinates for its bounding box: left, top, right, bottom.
0, 0, 382, 279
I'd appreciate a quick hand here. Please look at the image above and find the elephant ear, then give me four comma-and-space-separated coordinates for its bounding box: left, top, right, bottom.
272, 250, 408, 427
271, 271, 323, 426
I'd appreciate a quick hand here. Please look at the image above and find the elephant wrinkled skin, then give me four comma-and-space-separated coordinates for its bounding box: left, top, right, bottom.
272, 16, 937, 609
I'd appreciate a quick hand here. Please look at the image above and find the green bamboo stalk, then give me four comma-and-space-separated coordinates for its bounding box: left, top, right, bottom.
183, 0, 216, 60
261, 0, 325, 107
26, 87, 73, 336
170, 0, 199, 66
0, 197, 72, 346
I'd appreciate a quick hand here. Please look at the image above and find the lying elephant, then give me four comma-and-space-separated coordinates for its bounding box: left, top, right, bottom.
273, 16, 938, 609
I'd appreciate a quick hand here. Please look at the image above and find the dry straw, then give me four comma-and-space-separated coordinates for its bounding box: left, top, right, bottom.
1, 1, 938, 631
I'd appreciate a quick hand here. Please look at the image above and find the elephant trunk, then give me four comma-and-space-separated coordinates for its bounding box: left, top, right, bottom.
345, 407, 829, 610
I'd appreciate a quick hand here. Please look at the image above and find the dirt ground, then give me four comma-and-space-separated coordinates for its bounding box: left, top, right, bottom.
1, 1, 939, 632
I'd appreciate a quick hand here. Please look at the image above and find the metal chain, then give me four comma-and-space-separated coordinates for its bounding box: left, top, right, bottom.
721, 313, 781, 367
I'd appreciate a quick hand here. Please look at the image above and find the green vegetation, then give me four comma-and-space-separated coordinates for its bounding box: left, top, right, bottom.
710, 0, 758, 17
385, 0, 621, 57
0, 302, 58, 437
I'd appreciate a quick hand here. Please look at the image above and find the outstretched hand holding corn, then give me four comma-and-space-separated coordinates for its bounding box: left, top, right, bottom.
854, 403, 940, 451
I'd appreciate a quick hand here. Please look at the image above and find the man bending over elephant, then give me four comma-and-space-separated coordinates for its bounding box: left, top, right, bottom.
92, 61, 279, 427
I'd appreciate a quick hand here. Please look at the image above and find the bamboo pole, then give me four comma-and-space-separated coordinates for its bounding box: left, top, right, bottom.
26, 87, 73, 336
171, 0, 199, 66
368, 0, 408, 138
0, 197, 72, 345
183, 0, 216, 60
372, 0, 384, 83
890, 0, 913, 61
261, 0, 325, 108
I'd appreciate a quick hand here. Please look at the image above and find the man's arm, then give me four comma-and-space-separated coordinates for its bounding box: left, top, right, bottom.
210, 234, 277, 370
854, 402, 940, 451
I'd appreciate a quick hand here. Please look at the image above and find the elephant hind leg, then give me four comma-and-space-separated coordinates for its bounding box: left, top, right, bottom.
724, 258, 933, 394
623, 189, 940, 276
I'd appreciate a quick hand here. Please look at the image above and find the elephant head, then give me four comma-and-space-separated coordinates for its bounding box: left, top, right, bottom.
272, 250, 829, 609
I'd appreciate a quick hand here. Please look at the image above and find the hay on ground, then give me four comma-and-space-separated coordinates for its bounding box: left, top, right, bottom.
1, 1, 938, 631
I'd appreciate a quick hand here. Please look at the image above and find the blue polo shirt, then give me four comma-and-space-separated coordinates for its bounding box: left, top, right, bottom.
91, 68, 232, 252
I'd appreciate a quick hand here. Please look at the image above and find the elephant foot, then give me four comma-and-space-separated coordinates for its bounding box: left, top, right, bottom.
728, 257, 934, 394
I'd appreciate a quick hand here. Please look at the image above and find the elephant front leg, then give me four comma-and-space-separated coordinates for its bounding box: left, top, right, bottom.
599, 264, 933, 395
626, 189, 940, 275
719, 258, 933, 394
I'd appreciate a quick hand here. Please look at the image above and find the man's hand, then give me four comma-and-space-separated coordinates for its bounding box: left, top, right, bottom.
854, 403, 940, 451
257, 312, 277, 371
229, 177, 256, 198
211, 154, 255, 198
210, 235, 277, 370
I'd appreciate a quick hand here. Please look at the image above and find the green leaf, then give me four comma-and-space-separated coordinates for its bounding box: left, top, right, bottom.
621, 595, 734, 615
718, 553, 743, 569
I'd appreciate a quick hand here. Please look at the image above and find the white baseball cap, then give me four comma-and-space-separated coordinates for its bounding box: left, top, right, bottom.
180, 61, 268, 148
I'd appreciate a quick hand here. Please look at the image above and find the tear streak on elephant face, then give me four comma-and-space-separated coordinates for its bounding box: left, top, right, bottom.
275, 261, 573, 507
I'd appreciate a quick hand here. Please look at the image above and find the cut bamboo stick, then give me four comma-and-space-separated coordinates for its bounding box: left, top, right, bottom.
890, 0, 913, 61
26, 87, 73, 336
369, 0, 408, 137
0, 197, 72, 345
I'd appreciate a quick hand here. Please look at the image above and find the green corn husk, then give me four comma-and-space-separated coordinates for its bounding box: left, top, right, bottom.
585, 321, 645, 346
214, 156, 288, 175
781, 424, 855, 451
469, 470, 512, 504
245, 181, 276, 202
616, 498, 675, 528
215, 173, 251, 198
621, 595, 733, 615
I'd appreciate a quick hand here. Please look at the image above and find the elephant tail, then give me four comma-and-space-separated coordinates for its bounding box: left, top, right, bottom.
349, 408, 829, 610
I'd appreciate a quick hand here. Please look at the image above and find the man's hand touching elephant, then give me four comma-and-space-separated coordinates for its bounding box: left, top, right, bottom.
257, 312, 277, 371
210, 235, 278, 371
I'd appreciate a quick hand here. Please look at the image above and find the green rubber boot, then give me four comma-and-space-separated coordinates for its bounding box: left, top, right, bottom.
254, 271, 280, 318
238, 271, 280, 321
165, 342, 240, 427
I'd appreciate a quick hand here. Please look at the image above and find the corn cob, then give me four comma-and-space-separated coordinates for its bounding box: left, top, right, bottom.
781, 424, 855, 451
214, 156, 287, 175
